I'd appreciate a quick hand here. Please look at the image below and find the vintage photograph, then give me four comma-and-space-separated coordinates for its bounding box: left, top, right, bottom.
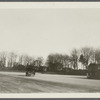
0, 3, 100, 95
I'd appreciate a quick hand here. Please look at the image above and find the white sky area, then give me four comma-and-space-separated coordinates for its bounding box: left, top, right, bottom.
0, 8, 100, 59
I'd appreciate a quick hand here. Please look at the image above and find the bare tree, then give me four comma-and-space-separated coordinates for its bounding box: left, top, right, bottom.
70, 49, 78, 69
46, 53, 70, 71
35, 57, 44, 67
22, 55, 31, 66
80, 47, 94, 69
18, 55, 25, 65
95, 48, 100, 64
7, 52, 17, 67
62, 55, 70, 68
0, 52, 7, 68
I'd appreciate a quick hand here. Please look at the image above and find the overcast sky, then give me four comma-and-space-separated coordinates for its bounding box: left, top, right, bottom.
0, 8, 100, 59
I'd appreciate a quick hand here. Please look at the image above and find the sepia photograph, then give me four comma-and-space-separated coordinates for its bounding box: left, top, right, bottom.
0, 2, 100, 98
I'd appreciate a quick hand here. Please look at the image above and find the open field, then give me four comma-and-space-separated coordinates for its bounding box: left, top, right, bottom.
0, 71, 100, 93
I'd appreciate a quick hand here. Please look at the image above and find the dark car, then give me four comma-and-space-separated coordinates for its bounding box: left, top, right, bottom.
87, 63, 100, 79
26, 65, 35, 76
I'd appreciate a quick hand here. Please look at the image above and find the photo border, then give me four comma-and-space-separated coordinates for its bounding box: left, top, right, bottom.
0, 1, 100, 99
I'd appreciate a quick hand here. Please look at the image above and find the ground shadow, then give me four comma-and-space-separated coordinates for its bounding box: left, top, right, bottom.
72, 76, 100, 80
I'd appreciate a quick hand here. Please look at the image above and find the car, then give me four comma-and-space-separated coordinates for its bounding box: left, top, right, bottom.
26, 64, 35, 77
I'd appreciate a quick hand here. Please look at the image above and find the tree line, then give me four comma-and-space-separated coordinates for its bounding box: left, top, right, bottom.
0, 52, 44, 71
47, 47, 100, 72
0, 46, 100, 72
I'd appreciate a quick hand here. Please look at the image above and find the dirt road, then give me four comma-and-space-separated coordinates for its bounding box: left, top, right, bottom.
0, 71, 100, 93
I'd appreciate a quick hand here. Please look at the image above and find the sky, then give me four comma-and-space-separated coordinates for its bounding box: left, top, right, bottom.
0, 8, 100, 59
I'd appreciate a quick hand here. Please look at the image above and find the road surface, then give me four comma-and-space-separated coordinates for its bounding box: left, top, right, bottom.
0, 71, 100, 93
